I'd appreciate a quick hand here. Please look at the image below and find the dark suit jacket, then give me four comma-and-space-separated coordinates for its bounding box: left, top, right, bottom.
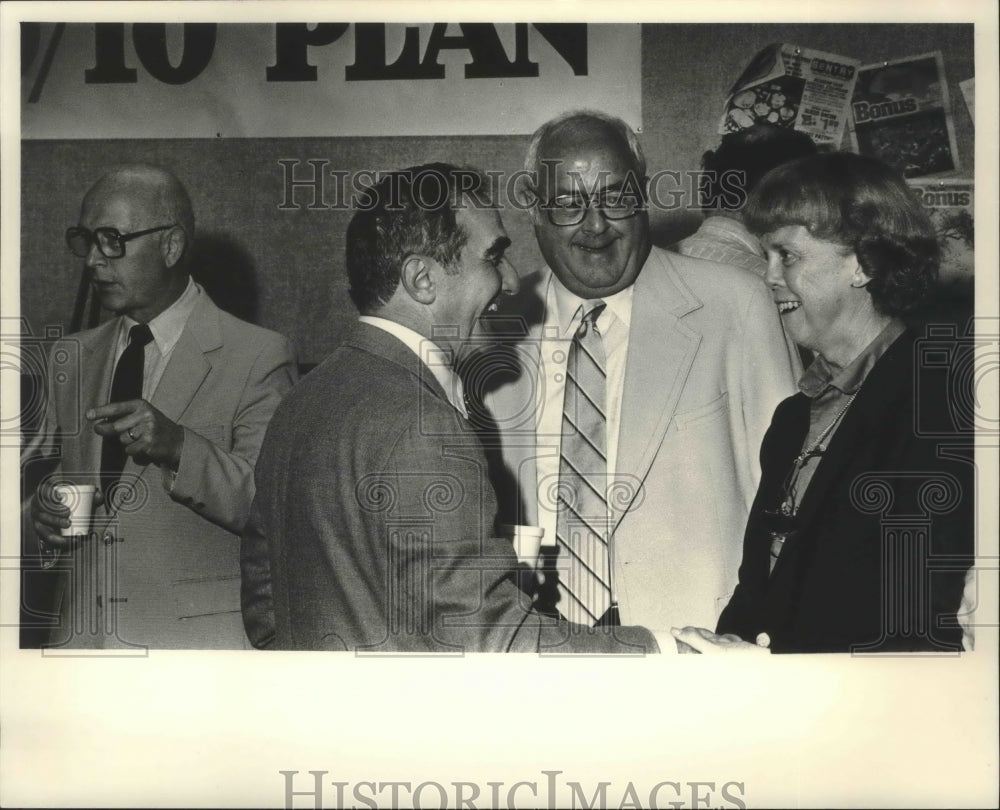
717, 328, 974, 652
241, 323, 657, 653
35, 288, 297, 649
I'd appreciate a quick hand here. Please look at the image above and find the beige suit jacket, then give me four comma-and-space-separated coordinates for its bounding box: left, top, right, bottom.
485, 247, 797, 633
35, 290, 297, 649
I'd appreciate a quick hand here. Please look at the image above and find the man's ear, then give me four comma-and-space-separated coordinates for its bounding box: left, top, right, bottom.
513, 172, 536, 210
162, 226, 187, 269
400, 255, 436, 304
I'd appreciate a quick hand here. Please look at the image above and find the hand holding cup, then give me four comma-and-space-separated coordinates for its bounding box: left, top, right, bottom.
32, 479, 102, 550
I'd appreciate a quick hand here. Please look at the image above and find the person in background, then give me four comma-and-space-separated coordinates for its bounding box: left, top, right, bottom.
672, 152, 973, 653
482, 111, 797, 645
28, 164, 298, 649
675, 123, 818, 373
240, 163, 659, 653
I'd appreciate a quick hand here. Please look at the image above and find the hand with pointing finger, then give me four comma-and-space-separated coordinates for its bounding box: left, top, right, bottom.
88, 399, 185, 471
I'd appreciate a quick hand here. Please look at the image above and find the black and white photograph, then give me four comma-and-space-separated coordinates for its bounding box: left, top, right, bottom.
2, 2, 997, 808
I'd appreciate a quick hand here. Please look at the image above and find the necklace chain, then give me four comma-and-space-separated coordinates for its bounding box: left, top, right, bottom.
777, 391, 859, 518
793, 392, 858, 465
768, 391, 860, 566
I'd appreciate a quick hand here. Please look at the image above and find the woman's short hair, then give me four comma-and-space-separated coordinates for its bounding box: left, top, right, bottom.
745, 151, 939, 316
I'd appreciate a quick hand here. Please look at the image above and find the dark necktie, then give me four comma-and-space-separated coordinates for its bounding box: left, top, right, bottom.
556, 302, 614, 626
100, 323, 153, 488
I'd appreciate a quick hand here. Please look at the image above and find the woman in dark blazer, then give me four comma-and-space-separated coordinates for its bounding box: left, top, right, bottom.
672, 152, 974, 653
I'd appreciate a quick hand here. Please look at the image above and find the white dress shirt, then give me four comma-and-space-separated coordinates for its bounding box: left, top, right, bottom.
358, 316, 468, 419
114, 275, 200, 400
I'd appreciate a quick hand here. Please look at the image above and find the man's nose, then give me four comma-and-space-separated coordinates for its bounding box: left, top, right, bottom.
498, 257, 520, 296
85, 240, 106, 269
580, 202, 610, 233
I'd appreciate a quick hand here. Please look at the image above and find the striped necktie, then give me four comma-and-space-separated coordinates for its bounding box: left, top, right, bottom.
556, 302, 615, 626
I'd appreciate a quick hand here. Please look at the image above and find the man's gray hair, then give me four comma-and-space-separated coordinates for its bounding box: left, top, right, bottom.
523, 109, 647, 180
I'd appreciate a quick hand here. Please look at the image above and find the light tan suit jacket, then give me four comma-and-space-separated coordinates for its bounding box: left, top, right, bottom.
485, 247, 797, 633
35, 291, 297, 649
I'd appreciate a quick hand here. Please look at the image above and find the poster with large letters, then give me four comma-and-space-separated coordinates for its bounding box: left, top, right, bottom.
849, 51, 961, 178
21, 22, 642, 137
719, 42, 860, 147
909, 178, 974, 282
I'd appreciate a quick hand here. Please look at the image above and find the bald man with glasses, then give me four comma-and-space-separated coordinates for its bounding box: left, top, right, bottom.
28, 164, 297, 650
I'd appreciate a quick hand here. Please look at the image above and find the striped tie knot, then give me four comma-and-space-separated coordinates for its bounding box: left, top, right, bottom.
576, 301, 606, 339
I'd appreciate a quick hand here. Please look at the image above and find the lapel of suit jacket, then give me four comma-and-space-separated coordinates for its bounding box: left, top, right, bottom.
742, 394, 809, 586
74, 319, 121, 473
106, 292, 217, 501
613, 248, 703, 532
770, 331, 913, 578
149, 291, 218, 424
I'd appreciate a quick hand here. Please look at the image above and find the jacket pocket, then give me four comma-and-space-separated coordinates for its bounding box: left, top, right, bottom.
171, 573, 241, 619
673, 392, 729, 431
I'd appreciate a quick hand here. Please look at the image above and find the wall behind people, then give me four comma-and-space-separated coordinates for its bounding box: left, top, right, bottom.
20, 137, 538, 365
20, 22, 973, 366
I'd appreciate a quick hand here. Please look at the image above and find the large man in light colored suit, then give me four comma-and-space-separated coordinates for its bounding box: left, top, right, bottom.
482, 112, 797, 639
29, 164, 297, 649
240, 163, 658, 653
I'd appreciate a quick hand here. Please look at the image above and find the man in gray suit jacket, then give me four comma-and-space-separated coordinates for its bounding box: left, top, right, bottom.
29, 164, 297, 649
240, 163, 658, 653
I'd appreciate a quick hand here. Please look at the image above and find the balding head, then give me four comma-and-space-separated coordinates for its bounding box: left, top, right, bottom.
525, 110, 646, 181
77, 164, 194, 322
84, 164, 195, 250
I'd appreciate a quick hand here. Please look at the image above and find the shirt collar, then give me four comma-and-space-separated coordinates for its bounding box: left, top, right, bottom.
121, 276, 199, 356
358, 315, 468, 419
798, 318, 907, 398
698, 216, 765, 258
547, 270, 634, 337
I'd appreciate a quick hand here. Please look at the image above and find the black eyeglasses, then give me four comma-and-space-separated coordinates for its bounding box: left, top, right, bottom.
532, 188, 645, 227
65, 224, 176, 259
